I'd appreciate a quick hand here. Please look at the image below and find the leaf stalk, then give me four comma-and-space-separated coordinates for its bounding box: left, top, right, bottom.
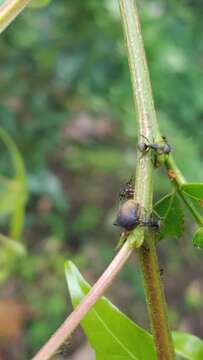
166, 156, 203, 226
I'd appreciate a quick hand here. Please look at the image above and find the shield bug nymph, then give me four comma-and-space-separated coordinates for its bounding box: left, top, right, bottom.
114, 200, 160, 233
114, 200, 141, 231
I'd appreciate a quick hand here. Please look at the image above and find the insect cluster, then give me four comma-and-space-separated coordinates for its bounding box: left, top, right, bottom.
137, 135, 171, 155
114, 136, 169, 233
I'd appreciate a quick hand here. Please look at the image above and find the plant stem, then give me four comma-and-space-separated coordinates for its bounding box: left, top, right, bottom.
0, 0, 31, 33
119, 1, 175, 359
166, 156, 203, 226
138, 236, 174, 359
32, 240, 134, 360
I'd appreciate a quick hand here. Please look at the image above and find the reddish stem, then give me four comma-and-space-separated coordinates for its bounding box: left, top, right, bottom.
32, 241, 133, 360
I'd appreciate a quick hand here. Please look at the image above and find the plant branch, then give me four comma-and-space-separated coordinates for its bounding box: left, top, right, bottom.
119, 1, 175, 359
166, 156, 203, 226
32, 240, 134, 360
0, 0, 31, 33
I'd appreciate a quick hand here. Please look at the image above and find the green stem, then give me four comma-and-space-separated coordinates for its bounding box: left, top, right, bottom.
138, 235, 174, 360
119, 1, 175, 359
0, 0, 31, 33
166, 156, 203, 226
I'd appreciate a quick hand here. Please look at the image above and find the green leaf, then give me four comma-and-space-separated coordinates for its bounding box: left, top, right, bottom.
181, 183, 203, 210
181, 183, 203, 201
172, 332, 203, 360
29, 0, 51, 8
65, 262, 203, 360
154, 193, 184, 239
192, 227, 203, 249
65, 261, 156, 360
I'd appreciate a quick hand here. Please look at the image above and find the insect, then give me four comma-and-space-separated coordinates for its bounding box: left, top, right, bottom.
114, 200, 140, 231
141, 213, 161, 230
137, 135, 171, 155
114, 200, 160, 232
119, 176, 134, 200
159, 267, 164, 276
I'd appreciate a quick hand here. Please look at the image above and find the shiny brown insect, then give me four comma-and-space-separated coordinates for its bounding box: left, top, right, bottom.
114, 200, 160, 232
114, 200, 140, 231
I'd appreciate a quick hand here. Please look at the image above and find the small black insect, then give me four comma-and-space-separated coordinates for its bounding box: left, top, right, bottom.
141, 213, 161, 230
159, 267, 164, 276
119, 177, 134, 200
137, 135, 171, 155
114, 200, 140, 231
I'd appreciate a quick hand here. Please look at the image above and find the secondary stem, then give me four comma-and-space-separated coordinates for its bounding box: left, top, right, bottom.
119, 1, 175, 359
0, 0, 31, 33
166, 156, 203, 226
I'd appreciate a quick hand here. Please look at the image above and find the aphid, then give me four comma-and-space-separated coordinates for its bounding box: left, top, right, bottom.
119, 177, 134, 200
138, 135, 171, 155
114, 200, 140, 231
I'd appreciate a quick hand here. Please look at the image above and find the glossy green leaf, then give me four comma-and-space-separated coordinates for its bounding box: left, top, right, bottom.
181, 183, 203, 201
29, 0, 51, 8
65, 262, 203, 360
154, 193, 184, 239
0, 128, 28, 240
65, 261, 156, 360
172, 332, 203, 360
192, 227, 203, 249
181, 183, 203, 211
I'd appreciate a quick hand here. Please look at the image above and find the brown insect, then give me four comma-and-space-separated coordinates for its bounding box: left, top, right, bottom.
114, 200, 160, 232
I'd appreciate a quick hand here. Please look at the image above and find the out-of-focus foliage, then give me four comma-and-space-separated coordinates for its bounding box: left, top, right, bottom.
29, 0, 52, 8
0, 127, 27, 239
0, 0, 203, 358
0, 128, 27, 283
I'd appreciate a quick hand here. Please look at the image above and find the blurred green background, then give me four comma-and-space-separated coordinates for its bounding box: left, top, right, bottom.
0, 0, 203, 358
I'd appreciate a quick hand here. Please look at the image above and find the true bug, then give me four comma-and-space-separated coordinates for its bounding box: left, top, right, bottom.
114, 200, 140, 231
114, 200, 160, 232
137, 135, 171, 155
